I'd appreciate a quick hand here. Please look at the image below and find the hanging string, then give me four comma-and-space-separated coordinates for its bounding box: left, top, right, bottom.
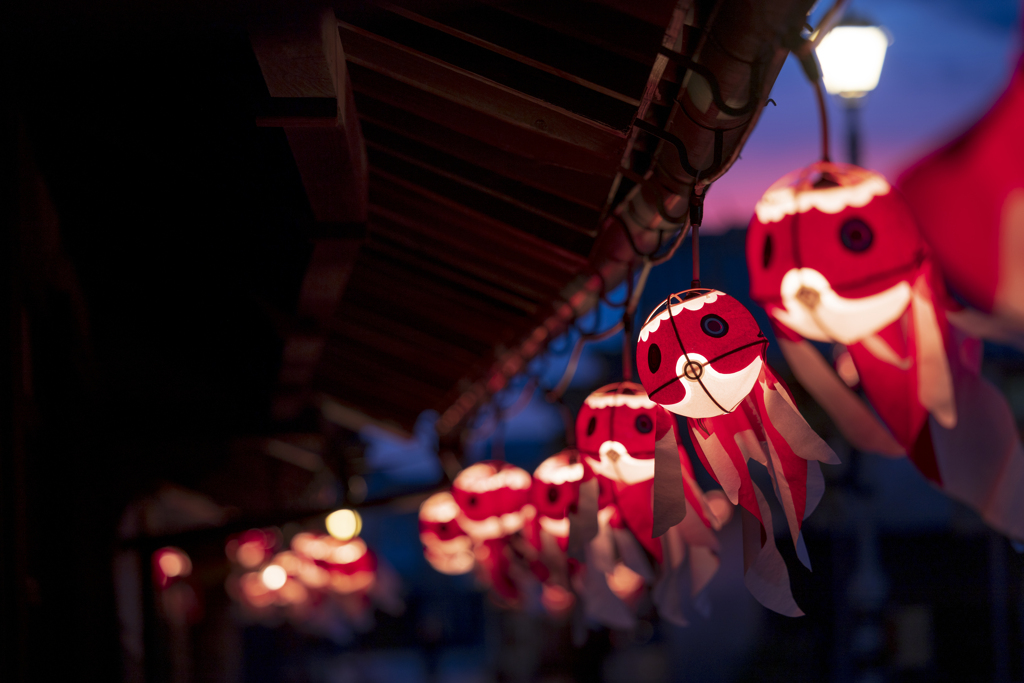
812, 74, 831, 163
690, 180, 706, 288
691, 223, 700, 288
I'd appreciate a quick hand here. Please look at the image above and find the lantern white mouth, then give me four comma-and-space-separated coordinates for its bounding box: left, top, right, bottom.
457, 509, 530, 541
660, 352, 763, 419
774, 268, 911, 344
587, 440, 654, 484
538, 516, 570, 538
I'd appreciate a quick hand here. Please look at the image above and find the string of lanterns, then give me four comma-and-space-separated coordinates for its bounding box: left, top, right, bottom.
415, 17, 1024, 629
224, 512, 403, 636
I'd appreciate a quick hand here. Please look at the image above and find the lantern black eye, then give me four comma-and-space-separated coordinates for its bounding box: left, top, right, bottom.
635, 414, 653, 434
762, 234, 773, 268
547, 486, 559, 504
840, 218, 873, 252
700, 314, 728, 338
468, 495, 477, 507
647, 343, 662, 373
586, 417, 597, 436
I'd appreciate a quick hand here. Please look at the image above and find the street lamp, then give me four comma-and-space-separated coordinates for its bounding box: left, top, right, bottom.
816, 22, 890, 165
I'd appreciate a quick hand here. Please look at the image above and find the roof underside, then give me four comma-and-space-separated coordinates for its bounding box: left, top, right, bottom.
299, 0, 682, 433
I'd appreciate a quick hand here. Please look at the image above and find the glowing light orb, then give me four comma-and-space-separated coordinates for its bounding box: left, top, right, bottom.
325, 509, 362, 541
261, 564, 287, 591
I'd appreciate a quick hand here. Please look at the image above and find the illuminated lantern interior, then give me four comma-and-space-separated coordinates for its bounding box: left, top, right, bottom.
637, 292, 766, 418
576, 383, 660, 486
451, 461, 532, 541
153, 547, 192, 589
747, 161, 923, 346
419, 491, 474, 576
226, 529, 277, 570
531, 451, 584, 548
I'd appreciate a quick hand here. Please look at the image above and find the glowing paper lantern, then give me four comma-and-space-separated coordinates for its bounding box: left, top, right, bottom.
531, 451, 585, 552
527, 451, 587, 614
152, 546, 192, 589
575, 382, 725, 625
451, 461, 534, 603
899, 60, 1024, 332
418, 491, 474, 576
748, 161, 1024, 540
451, 461, 532, 540
636, 290, 838, 616
577, 383, 702, 558
226, 528, 277, 569
321, 538, 378, 596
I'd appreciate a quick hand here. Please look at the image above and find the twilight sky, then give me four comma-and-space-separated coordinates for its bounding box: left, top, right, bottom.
703, 0, 1023, 231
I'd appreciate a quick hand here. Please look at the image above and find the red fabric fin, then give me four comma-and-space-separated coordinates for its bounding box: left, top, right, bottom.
776, 337, 904, 456
753, 366, 837, 554
688, 413, 762, 525
848, 318, 929, 453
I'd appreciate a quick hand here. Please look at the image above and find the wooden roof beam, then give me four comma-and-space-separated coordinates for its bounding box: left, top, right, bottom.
250, 9, 368, 420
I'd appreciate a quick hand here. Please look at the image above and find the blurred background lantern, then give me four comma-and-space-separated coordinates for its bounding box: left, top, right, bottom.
450, 461, 532, 541
419, 491, 474, 576
152, 546, 192, 589
451, 461, 535, 603
531, 451, 584, 551
225, 529, 278, 570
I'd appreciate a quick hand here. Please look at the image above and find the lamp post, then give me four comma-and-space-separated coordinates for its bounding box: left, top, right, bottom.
816, 22, 889, 165
816, 25, 891, 680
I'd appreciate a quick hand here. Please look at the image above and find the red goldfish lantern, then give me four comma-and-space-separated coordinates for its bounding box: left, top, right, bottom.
531, 451, 585, 552
900, 58, 1024, 338
321, 537, 377, 596
575, 382, 725, 625
418, 491, 474, 576
748, 161, 1024, 540
530, 451, 586, 614
636, 289, 838, 616
451, 461, 534, 603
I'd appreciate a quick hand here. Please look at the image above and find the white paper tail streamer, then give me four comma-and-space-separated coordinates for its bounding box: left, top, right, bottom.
805, 460, 826, 521
760, 371, 840, 465
760, 430, 805, 567
675, 501, 722, 597
929, 371, 1024, 540
741, 484, 803, 617
777, 337, 904, 456
946, 307, 1024, 351
575, 558, 636, 630
690, 426, 744, 505
861, 334, 912, 370
611, 527, 655, 583
576, 510, 636, 629
568, 477, 599, 560
652, 524, 689, 626
912, 273, 957, 428
653, 425, 688, 537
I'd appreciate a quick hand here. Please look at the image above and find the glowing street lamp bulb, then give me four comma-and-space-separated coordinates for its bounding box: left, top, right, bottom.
816, 25, 889, 98
326, 509, 362, 541
261, 564, 287, 590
